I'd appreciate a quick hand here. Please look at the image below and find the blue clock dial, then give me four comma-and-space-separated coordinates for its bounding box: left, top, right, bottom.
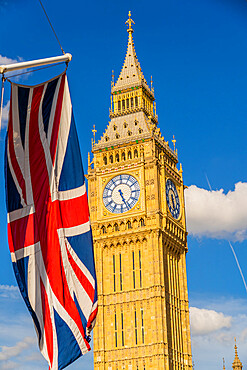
103, 174, 140, 214
166, 179, 180, 219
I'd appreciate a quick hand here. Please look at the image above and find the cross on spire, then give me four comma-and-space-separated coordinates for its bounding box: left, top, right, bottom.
125, 11, 135, 33
92, 124, 97, 149
172, 135, 176, 152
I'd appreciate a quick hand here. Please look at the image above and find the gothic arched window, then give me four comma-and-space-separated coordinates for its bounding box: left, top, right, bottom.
140, 218, 145, 227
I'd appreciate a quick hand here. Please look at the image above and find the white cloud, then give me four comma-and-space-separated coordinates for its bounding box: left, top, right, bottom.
0, 54, 26, 83
0, 284, 19, 299
189, 297, 247, 370
190, 307, 232, 335
1, 360, 18, 369
0, 55, 18, 65
1, 101, 10, 128
185, 182, 247, 241
0, 337, 34, 361
0, 285, 18, 291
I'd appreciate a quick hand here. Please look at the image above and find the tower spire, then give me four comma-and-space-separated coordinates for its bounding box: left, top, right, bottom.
232, 338, 243, 370
112, 11, 152, 95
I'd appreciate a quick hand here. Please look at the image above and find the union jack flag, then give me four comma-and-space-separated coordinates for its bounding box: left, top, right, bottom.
5, 73, 98, 369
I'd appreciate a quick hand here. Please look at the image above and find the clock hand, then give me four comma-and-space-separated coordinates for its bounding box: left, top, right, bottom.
171, 193, 176, 210
118, 189, 129, 209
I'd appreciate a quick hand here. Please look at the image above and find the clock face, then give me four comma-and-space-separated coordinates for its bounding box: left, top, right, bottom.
103, 174, 140, 214
166, 179, 180, 219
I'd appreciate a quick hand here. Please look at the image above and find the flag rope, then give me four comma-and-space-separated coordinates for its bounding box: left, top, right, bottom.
38, 0, 65, 55
5, 62, 67, 81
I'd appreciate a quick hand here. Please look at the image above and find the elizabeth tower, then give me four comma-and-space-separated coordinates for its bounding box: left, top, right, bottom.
88, 12, 192, 370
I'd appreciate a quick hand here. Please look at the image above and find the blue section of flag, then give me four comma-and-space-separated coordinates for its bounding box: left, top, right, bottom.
13, 258, 42, 342
4, 137, 23, 213
18, 86, 29, 148
59, 112, 85, 191
67, 230, 95, 278
42, 77, 59, 137
54, 310, 82, 370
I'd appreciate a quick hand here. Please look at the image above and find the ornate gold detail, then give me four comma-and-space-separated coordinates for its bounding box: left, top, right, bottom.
125, 11, 135, 33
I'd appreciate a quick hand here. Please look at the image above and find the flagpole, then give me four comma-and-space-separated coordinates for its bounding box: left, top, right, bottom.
0, 53, 72, 74
0, 76, 5, 131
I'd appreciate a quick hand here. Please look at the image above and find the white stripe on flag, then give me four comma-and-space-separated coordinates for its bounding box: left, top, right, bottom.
12, 85, 25, 181
11, 242, 41, 262
38, 83, 53, 186
7, 204, 35, 223
51, 183, 86, 202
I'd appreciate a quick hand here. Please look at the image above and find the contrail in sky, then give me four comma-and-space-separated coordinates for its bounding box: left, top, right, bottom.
204, 173, 247, 294
204, 173, 212, 191
228, 241, 247, 294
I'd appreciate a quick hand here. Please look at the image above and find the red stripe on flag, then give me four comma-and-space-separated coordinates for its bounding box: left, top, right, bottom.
87, 306, 98, 329
7, 213, 39, 253
66, 245, 95, 302
54, 193, 90, 229
41, 279, 53, 368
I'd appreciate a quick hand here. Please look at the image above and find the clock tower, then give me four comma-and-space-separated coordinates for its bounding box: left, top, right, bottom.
88, 12, 192, 370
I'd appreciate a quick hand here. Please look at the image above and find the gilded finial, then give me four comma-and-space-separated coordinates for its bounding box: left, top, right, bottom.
92, 124, 97, 149
125, 11, 135, 33
223, 358, 225, 370
111, 70, 114, 88
234, 337, 237, 354
172, 135, 176, 152
151, 75, 154, 93
234, 337, 239, 358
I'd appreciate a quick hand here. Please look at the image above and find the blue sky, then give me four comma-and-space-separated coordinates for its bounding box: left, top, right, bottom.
0, 0, 247, 368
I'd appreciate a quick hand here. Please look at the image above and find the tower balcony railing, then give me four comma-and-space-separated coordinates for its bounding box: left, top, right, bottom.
109, 106, 158, 123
